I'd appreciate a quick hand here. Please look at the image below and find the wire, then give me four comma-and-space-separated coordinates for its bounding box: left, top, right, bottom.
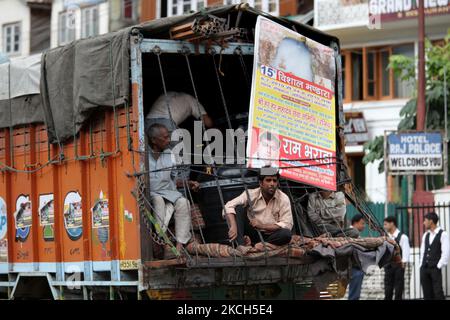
136, 160, 342, 177
130, 147, 338, 162
0, 155, 60, 174
135, 184, 194, 262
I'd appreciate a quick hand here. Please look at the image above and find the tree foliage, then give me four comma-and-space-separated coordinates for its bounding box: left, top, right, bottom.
362, 30, 450, 173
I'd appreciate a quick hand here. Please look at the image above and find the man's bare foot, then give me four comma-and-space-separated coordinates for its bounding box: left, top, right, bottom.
243, 235, 251, 246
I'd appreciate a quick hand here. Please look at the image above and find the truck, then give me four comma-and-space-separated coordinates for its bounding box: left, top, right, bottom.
0, 4, 393, 300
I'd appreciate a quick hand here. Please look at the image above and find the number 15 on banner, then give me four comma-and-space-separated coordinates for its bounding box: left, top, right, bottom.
260, 65, 277, 79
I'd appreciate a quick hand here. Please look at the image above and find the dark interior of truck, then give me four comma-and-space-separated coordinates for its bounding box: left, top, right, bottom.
141, 50, 324, 253
137, 6, 384, 269
131, 7, 396, 300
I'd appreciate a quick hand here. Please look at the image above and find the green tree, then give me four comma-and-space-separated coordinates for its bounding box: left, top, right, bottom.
362, 31, 450, 179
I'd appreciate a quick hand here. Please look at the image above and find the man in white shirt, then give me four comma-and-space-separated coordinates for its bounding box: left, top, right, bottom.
146, 91, 213, 132
147, 123, 200, 257
420, 211, 450, 300
383, 216, 410, 300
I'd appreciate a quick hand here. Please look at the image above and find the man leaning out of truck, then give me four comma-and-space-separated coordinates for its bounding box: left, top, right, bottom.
223, 167, 293, 251
146, 122, 200, 256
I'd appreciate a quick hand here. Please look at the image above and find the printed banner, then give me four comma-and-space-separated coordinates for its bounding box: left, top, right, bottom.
247, 16, 337, 190
387, 132, 443, 172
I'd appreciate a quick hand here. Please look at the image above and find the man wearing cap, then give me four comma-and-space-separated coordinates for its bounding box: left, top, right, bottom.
223, 167, 293, 248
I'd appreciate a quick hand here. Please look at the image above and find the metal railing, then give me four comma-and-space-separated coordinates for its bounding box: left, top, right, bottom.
395, 203, 450, 300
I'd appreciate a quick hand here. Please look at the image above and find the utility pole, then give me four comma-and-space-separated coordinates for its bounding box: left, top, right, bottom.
416, 0, 426, 192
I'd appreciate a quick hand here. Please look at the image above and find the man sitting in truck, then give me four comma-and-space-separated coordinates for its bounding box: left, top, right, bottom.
307, 189, 359, 238
223, 167, 293, 250
147, 123, 200, 255
146, 91, 214, 132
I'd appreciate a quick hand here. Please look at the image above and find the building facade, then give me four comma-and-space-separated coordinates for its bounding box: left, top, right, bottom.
141, 0, 306, 22
50, 0, 141, 48
0, 0, 142, 58
315, 0, 450, 203
0, 0, 52, 59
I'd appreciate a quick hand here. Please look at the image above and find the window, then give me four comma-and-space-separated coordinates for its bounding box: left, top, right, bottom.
197, 0, 205, 10
380, 49, 391, 97
183, 0, 191, 13
342, 44, 415, 102
2, 22, 21, 55
223, 1, 279, 15
392, 44, 414, 98
224, 0, 243, 4
365, 49, 376, 98
268, 0, 277, 13
351, 50, 363, 101
168, 0, 207, 16
122, 0, 137, 20
159, 0, 168, 18
171, 0, 177, 15
81, 6, 99, 39
58, 12, 75, 46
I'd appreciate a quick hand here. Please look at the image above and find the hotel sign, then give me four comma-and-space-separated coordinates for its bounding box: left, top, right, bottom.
386, 132, 444, 174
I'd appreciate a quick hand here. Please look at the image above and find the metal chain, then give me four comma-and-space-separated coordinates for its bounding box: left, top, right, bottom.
135, 175, 170, 246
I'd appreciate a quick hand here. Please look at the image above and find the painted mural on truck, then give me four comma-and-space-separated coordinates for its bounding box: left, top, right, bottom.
14, 195, 32, 242
39, 194, 55, 241
63, 191, 83, 241
0, 197, 7, 264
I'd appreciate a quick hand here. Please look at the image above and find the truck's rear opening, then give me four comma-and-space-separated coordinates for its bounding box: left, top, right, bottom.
0, 4, 399, 300
135, 37, 397, 298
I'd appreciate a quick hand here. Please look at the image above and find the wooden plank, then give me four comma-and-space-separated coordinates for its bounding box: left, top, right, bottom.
363, 47, 368, 100
171, 30, 196, 40
188, 36, 206, 43
389, 47, 394, 99
145, 258, 187, 268
145, 255, 315, 269
344, 51, 352, 103
170, 22, 194, 34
